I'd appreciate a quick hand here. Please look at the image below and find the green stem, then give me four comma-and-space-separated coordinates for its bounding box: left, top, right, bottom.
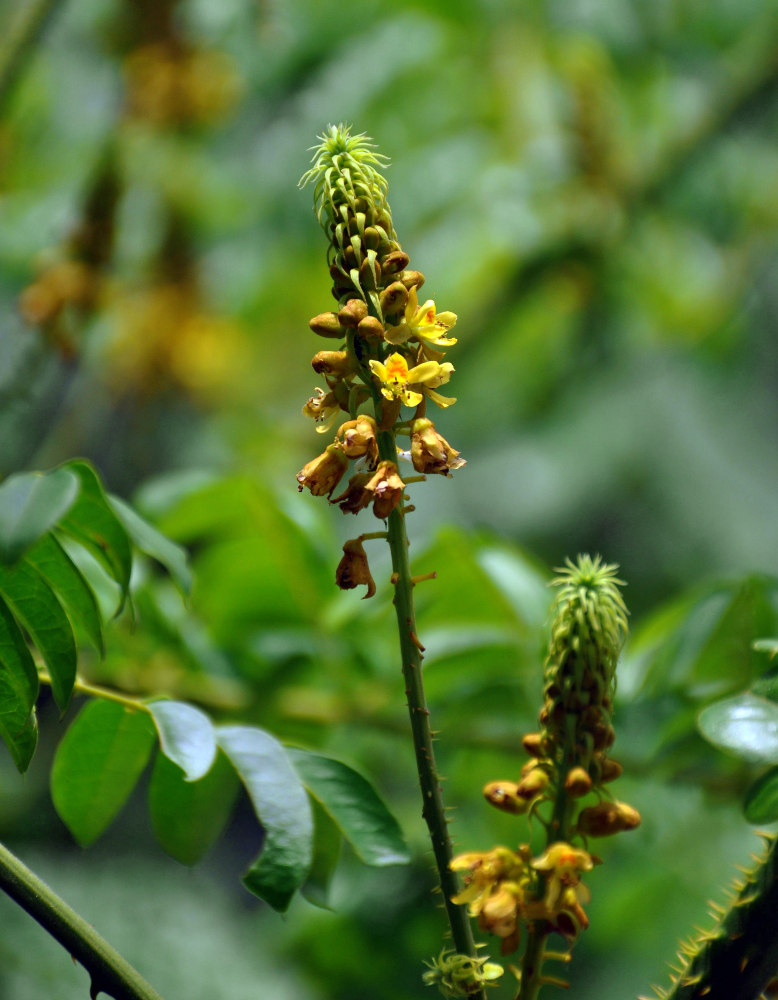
39, 671, 149, 712
377, 427, 485, 998
0, 841, 164, 1000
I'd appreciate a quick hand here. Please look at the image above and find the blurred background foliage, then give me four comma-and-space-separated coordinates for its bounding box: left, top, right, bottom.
1, 0, 777, 997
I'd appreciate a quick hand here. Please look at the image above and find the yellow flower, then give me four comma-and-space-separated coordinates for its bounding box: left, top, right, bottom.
384, 286, 457, 348
369, 352, 455, 408
531, 842, 594, 932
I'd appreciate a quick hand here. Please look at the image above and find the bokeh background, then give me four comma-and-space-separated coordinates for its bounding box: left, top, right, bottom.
1, 0, 777, 997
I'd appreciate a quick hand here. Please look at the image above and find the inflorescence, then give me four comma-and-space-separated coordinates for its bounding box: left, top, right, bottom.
296, 125, 465, 597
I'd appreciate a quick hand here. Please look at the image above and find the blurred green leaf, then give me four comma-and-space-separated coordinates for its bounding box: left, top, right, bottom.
58, 461, 132, 602
0, 559, 77, 712
754, 638, 778, 658
0, 593, 39, 772
109, 494, 191, 595
148, 699, 217, 781
148, 748, 240, 865
743, 765, 778, 824
301, 797, 342, 909
51, 700, 156, 846
697, 693, 778, 764
25, 534, 104, 656
286, 748, 410, 867
217, 724, 313, 912
0, 468, 79, 565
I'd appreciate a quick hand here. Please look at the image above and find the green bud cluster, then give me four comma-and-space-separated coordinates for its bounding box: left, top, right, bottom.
299, 123, 423, 313
540, 554, 628, 783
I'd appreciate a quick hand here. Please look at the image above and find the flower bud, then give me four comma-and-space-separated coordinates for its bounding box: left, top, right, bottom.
357, 316, 385, 339
576, 800, 641, 837
309, 311, 346, 339
522, 733, 545, 758
483, 781, 529, 815
379, 281, 408, 318
365, 460, 405, 519
296, 444, 348, 498
381, 249, 410, 275
564, 766, 592, 798
362, 226, 381, 251
598, 757, 623, 783
410, 418, 466, 477
335, 538, 376, 599
311, 350, 353, 375
516, 768, 550, 800
400, 269, 425, 291
337, 298, 368, 327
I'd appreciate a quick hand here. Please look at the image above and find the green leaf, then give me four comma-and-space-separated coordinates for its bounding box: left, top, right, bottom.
51, 700, 156, 846
0, 468, 79, 565
0, 560, 77, 712
744, 766, 778, 824
0, 593, 39, 772
148, 749, 240, 865
286, 748, 410, 866
217, 725, 313, 912
25, 534, 104, 656
109, 495, 191, 595
148, 700, 216, 781
301, 798, 342, 909
697, 693, 778, 764
58, 461, 132, 601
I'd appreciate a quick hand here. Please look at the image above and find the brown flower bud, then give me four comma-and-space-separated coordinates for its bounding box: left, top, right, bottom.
381, 249, 410, 275
522, 733, 545, 758
564, 767, 592, 798
311, 350, 353, 375
330, 473, 372, 515
598, 757, 623, 783
410, 418, 466, 477
337, 415, 378, 462
296, 444, 348, 498
400, 269, 425, 291
309, 311, 346, 339
516, 768, 550, 800
577, 801, 641, 837
335, 538, 376, 599
357, 316, 385, 339
379, 281, 409, 318
365, 460, 405, 519
337, 298, 368, 327
483, 781, 529, 815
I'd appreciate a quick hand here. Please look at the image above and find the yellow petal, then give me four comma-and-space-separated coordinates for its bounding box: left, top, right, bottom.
425, 388, 457, 408
369, 359, 387, 381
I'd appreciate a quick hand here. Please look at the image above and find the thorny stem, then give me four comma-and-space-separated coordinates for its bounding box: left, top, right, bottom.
376, 425, 485, 1000
0, 841, 164, 1000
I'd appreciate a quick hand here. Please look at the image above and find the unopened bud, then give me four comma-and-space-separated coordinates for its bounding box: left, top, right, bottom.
381, 249, 410, 275
357, 316, 385, 339
363, 226, 381, 251
312, 350, 353, 375
564, 767, 592, 798
577, 801, 641, 837
309, 311, 346, 339
522, 733, 544, 758
400, 269, 425, 291
599, 757, 623, 783
516, 768, 550, 800
379, 281, 408, 317
483, 781, 529, 815
337, 298, 368, 327
358, 255, 380, 291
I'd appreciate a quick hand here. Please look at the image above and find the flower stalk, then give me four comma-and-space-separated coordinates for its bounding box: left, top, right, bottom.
297, 125, 481, 995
